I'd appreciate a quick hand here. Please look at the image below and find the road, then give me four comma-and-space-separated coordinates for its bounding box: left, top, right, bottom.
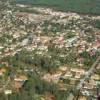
67, 56, 100, 100
76, 56, 100, 90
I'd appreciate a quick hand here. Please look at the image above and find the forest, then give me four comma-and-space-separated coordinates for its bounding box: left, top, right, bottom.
16, 0, 100, 15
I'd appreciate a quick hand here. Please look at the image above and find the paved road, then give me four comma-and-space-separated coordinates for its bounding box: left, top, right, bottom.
76, 56, 100, 90
67, 56, 100, 100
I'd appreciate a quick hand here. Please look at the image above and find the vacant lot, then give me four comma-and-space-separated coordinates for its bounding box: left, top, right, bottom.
16, 0, 100, 15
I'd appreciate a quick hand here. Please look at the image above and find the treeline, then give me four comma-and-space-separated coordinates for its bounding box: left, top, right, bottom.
15, 0, 100, 15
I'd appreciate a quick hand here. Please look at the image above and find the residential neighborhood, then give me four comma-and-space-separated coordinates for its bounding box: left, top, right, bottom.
0, 1, 100, 100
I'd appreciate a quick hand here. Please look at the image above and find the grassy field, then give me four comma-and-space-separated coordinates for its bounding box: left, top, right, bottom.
15, 0, 100, 15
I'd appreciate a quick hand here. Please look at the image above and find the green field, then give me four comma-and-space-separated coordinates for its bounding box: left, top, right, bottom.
15, 0, 100, 15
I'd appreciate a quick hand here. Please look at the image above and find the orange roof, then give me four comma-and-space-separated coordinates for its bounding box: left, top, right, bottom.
0, 68, 6, 74
14, 81, 23, 89
14, 75, 28, 81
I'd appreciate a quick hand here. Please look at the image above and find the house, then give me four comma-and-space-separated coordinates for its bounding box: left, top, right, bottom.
75, 73, 81, 79
62, 71, 73, 79
78, 46, 85, 53
83, 83, 94, 90
40, 36, 51, 44
0, 68, 6, 76
21, 39, 29, 46
4, 90, 12, 95
67, 37, 78, 44
14, 75, 28, 82
82, 90, 91, 96
0, 46, 4, 50
42, 71, 62, 83
91, 74, 100, 80
51, 72, 62, 83
13, 75, 28, 89
92, 41, 100, 50
71, 68, 85, 75
78, 96, 87, 100
14, 81, 24, 89
42, 73, 51, 82
58, 66, 68, 72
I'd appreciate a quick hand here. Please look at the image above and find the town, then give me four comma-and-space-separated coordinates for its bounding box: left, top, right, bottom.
0, 1, 100, 100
